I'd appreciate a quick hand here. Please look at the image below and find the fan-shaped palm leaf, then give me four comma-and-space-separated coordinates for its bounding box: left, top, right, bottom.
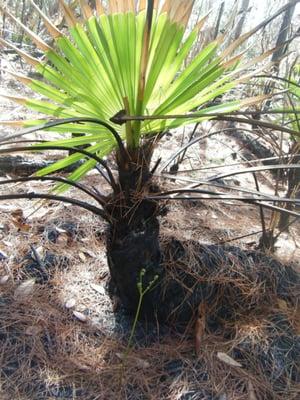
1, 0, 270, 185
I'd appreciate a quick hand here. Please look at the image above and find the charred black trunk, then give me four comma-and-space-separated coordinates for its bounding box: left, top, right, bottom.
105, 145, 165, 318
0, 155, 83, 176
107, 212, 163, 316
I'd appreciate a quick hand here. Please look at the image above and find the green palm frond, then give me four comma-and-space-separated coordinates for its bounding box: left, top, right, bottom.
1, 0, 271, 186
286, 64, 300, 136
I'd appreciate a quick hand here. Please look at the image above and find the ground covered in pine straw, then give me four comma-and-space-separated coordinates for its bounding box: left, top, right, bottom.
1, 52, 300, 400
0, 184, 299, 400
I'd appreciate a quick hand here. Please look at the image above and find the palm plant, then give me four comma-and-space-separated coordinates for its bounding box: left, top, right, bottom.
275, 63, 300, 234
1, 0, 300, 319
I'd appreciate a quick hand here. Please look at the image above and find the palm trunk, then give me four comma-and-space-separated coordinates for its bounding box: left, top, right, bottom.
104, 151, 205, 327
105, 146, 165, 318
107, 212, 162, 316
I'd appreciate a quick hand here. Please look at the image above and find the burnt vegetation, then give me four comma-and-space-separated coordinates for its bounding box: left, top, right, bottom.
0, 1, 300, 399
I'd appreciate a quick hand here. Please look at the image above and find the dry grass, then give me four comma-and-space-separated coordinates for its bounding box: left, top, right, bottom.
0, 178, 299, 400
0, 278, 299, 399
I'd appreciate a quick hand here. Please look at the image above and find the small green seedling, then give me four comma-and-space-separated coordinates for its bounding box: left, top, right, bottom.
126, 269, 159, 355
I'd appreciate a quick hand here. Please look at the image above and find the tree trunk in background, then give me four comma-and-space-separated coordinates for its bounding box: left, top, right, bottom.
36, 0, 44, 35
0, 7, 6, 79
213, 1, 224, 39
262, 3, 297, 236
264, 3, 296, 102
271, 2, 296, 67
278, 142, 300, 231
18, 0, 27, 47
233, 0, 250, 40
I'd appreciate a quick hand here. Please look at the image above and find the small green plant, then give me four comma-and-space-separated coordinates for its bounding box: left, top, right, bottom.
118, 268, 158, 389
125, 269, 159, 355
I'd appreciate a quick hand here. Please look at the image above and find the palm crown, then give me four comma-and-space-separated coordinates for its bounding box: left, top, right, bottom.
1, 0, 269, 186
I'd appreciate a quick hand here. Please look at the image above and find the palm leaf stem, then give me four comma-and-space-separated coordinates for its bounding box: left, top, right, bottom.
0, 145, 117, 191
0, 176, 106, 206
0, 193, 110, 220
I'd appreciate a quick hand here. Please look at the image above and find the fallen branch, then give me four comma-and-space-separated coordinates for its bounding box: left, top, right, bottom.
0, 155, 82, 176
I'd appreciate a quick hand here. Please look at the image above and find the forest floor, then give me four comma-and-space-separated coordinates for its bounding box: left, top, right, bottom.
0, 67, 300, 399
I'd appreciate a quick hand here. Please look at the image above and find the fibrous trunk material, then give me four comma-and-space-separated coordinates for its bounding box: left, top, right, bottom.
107, 212, 163, 316
106, 146, 165, 318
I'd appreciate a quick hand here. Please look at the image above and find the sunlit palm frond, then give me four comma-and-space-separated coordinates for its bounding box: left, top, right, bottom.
1, 0, 271, 185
